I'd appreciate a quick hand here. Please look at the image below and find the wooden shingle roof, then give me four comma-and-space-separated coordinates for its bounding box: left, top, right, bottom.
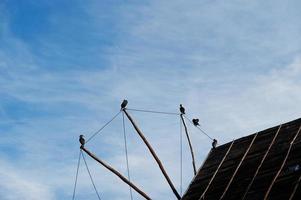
182, 118, 301, 200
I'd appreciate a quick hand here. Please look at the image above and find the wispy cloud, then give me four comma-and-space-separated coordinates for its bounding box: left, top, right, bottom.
0, 0, 300, 199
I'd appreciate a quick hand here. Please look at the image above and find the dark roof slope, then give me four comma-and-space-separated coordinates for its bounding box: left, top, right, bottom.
182, 118, 301, 200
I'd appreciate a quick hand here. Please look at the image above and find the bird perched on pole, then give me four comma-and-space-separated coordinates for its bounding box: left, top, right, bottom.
79, 135, 85, 147
212, 139, 218, 149
179, 104, 185, 114
192, 118, 200, 126
121, 99, 128, 109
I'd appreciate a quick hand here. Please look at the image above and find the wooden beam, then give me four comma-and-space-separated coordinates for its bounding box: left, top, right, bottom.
123, 109, 181, 200
180, 114, 197, 175
81, 146, 152, 200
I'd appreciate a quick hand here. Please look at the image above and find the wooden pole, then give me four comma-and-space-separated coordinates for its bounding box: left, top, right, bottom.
180, 114, 197, 175
123, 109, 181, 200
81, 146, 152, 200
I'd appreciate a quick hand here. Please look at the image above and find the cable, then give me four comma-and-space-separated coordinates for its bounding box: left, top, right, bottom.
183, 115, 214, 141
81, 152, 102, 200
127, 107, 214, 141
86, 111, 121, 143
122, 112, 133, 200
127, 108, 180, 116
72, 150, 82, 200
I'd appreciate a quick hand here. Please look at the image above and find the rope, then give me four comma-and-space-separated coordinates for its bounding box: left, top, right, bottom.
127, 108, 179, 116
81, 152, 102, 200
180, 115, 183, 195
122, 112, 133, 200
72, 150, 82, 200
183, 115, 214, 141
86, 111, 121, 143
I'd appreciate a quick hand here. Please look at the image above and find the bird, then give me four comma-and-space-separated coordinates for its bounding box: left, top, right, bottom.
180, 104, 185, 114
192, 118, 200, 126
212, 139, 218, 149
79, 135, 85, 146
121, 99, 128, 109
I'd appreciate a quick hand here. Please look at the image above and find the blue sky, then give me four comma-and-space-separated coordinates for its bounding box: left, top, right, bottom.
0, 0, 301, 199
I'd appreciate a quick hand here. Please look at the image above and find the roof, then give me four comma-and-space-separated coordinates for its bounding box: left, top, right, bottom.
182, 118, 301, 200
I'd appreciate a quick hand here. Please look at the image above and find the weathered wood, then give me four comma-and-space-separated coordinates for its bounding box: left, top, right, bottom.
180, 114, 197, 175
199, 140, 235, 200
289, 173, 301, 200
81, 146, 152, 200
203, 138, 256, 200
264, 125, 301, 200
219, 133, 258, 199
241, 125, 282, 200
123, 109, 181, 200
182, 149, 212, 198
181, 143, 233, 200
181, 118, 301, 200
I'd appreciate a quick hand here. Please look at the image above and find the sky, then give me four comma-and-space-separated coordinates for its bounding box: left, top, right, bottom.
0, 0, 301, 199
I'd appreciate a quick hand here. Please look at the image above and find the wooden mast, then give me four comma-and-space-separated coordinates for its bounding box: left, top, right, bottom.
123, 109, 181, 200
81, 146, 152, 200
180, 114, 197, 175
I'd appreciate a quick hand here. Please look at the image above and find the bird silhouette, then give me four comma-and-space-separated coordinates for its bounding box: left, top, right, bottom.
192, 118, 200, 126
180, 104, 185, 114
79, 135, 85, 146
121, 99, 128, 109
212, 139, 217, 149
